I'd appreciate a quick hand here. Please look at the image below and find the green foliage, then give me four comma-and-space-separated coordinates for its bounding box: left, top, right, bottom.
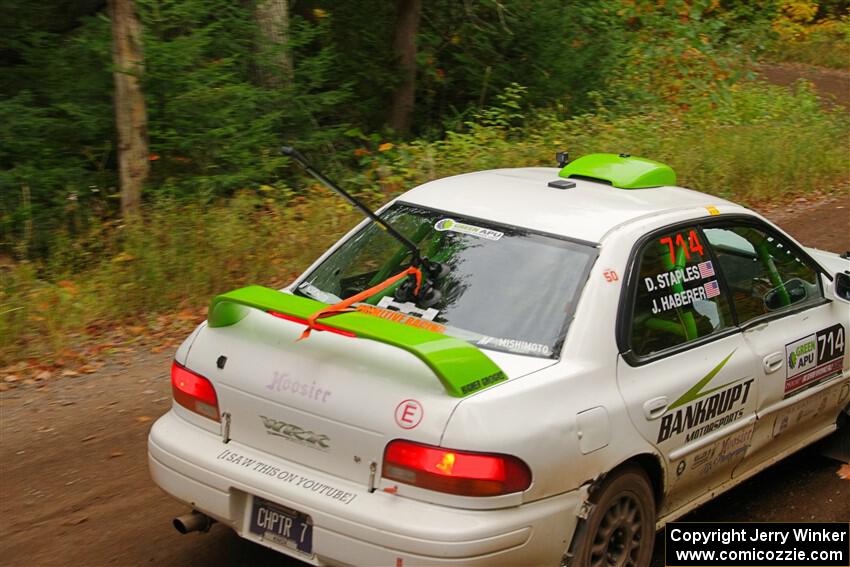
414, 0, 628, 130
141, 2, 350, 197
1, 1, 350, 261
4, 80, 848, 364
3, 0, 850, 364
768, 15, 850, 69
760, 0, 850, 69
1, 190, 361, 361
353, 80, 850, 206
600, 0, 761, 111
0, 14, 114, 259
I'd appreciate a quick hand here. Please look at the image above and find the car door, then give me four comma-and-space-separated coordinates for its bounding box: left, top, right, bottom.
701, 218, 848, 474
616, 222, 760, 513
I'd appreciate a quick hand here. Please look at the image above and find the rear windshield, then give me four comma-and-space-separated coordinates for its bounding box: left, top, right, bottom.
296, 203, 597, 358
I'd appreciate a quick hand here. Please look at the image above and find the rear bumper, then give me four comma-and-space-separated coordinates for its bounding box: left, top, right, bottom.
148, 411, 582, 566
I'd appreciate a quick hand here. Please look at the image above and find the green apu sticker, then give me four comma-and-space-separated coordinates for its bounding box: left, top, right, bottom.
435, 218, 503, 241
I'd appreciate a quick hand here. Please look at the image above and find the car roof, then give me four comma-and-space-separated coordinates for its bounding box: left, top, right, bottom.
400, 167, 748, 243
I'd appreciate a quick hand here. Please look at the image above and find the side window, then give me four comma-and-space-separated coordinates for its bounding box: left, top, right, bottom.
630, 226, 734, 356
703, 224, 822, 324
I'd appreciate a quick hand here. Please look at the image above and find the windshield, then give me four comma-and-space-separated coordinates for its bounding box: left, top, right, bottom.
296, 203, 597, 358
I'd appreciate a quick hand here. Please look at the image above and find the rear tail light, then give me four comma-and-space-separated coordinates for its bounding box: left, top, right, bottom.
382, 440, 531, 497
171, 361, 220, 422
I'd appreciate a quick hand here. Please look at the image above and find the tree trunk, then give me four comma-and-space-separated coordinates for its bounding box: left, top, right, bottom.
256, 0, 292, 87
109, 0, 149, 218
388, 0, 421, 134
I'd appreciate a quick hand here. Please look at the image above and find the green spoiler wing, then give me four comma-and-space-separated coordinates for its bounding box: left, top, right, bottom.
208, 286, 507, 397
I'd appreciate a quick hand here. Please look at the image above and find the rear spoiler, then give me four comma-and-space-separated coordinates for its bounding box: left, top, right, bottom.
208, 286, 507, 397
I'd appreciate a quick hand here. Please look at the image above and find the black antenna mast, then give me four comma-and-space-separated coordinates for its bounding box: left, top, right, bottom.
281, 146, 422, 266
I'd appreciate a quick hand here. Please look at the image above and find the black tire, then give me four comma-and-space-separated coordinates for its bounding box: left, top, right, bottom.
569, 465, 656, 567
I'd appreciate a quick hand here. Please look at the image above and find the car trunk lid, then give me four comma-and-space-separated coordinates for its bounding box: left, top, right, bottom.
182, 287, 539, 488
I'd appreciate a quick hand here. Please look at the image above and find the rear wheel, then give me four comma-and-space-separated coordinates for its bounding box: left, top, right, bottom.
568, 466, 656, 567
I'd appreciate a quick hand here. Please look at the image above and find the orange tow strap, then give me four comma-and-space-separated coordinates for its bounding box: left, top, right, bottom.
298, 266, 423, 340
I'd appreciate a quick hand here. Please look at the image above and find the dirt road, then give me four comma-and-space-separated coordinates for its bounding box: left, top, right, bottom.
1, 197, 848, 567
758, 62, 850, 109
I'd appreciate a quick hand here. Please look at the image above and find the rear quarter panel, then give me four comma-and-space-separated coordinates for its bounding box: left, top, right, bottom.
441, 233, 659, 503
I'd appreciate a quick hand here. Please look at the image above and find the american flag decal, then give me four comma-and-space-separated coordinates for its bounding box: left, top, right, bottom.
698, 260, 715, 279
704, 280, 721, 298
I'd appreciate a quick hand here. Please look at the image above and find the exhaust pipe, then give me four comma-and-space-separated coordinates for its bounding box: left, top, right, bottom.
173, 511, 215, 534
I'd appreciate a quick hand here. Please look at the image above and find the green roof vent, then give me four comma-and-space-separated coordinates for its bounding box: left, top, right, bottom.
558, 153, 676, 189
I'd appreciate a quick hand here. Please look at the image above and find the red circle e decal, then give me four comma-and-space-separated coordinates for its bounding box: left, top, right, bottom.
394, 399, 423, 429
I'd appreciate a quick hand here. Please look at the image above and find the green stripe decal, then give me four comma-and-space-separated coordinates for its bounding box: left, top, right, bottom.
667, 350, 737, 411
208, 286, 507, 397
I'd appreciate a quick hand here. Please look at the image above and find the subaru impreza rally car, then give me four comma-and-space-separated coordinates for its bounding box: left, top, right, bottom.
148, 152, 850, 566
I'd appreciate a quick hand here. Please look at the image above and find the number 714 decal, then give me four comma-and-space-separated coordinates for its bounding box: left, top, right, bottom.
659, 230, 704, 264
784, 324, 845, 398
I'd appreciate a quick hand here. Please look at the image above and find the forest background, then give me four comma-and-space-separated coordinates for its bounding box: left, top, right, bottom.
1, 0, 849, 369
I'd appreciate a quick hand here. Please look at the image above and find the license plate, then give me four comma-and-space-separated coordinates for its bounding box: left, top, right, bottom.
248, 497, 313, 555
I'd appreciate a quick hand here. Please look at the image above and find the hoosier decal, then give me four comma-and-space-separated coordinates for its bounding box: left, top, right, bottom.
784, 324, 845, 398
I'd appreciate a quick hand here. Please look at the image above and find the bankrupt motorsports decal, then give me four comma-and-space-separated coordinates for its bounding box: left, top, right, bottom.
657, 351, 754, 444
784, 323, 845, 398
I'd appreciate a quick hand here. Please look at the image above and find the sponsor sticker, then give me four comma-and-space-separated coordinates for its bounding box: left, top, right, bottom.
265, 372, 332, 403
477, 336, 552, 356
772, 388, 836, 438
459, 371, 507, 395
675, 423, 754, 484
357, 304, 446, 334
434, 218, 503, 241
784, 324, 845, 397
658, 379, 753, 444
656, 352, 753, 444
376, 296, 439, 321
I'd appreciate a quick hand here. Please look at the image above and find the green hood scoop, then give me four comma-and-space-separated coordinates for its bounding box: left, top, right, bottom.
559, 153, 676, 189
208, 286, 507, 397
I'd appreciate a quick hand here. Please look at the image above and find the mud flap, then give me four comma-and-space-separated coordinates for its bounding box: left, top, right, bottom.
560, 478, 600, 567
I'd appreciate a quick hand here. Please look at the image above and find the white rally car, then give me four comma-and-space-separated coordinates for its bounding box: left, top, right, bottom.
149, 152, 850, 566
